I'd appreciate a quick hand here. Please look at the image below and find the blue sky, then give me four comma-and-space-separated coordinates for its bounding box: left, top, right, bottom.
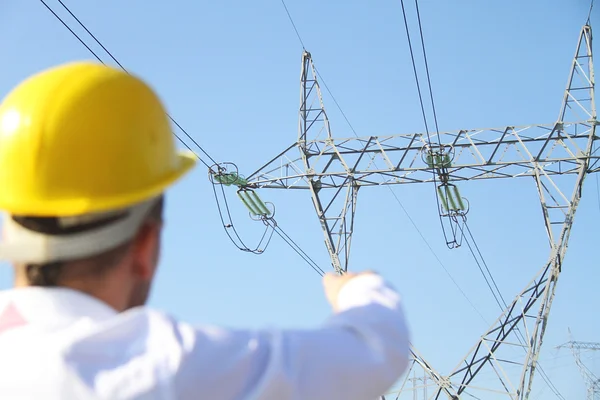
0, 0, 598, 398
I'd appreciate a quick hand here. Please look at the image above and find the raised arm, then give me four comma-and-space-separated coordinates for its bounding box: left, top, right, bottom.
170, 273, 410, 400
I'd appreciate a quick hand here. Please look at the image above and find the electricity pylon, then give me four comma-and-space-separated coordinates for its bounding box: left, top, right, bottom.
246, 24, 597, 399
557, 337, 600, 399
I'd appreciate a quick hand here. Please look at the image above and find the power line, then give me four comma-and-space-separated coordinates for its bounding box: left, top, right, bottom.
461, 222, 505, 311
387, 190, 488, 323
56, 0, 126, 70
398, 0, 433, 140
279, 0, 306, 51
266, 220, 327, 276
41, 0, 218, 169
413, 0, 442, 140
39, 0, 104, 63
54, 0, 220, 168
398, 0, 461, 248
313, 68, 358, 137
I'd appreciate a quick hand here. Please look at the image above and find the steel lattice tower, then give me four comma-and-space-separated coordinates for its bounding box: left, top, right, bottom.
245, 24, 597, 399
557, 338, 600, 399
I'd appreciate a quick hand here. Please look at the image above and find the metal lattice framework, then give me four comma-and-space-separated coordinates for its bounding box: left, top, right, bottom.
557, 338, 600, 400
246, 24, 597, 399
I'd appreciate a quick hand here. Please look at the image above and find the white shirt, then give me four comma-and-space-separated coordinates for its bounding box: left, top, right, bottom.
0, 274, 409, 400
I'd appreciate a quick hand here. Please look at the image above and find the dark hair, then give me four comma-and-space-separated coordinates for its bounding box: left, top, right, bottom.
24, 262, 64, 287
18, 196, 165, 287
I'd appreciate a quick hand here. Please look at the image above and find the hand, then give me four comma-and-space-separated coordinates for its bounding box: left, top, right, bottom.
323, 271, 375, 312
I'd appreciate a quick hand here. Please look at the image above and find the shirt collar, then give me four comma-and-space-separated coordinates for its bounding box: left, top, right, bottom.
0, 286, 118, 324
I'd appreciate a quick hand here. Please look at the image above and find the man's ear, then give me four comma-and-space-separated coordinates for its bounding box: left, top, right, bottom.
131, 220, 163, 281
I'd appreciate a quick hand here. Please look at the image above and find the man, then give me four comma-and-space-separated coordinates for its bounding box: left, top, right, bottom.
0, 62, 410, 399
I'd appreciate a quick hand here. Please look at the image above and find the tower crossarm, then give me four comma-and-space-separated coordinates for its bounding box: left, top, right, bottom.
246, 120, 598, 189
558, 341, 600, 351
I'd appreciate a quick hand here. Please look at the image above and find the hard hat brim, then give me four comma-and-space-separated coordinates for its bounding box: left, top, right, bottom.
0, 150, 197, 217
0, 197, 162, 264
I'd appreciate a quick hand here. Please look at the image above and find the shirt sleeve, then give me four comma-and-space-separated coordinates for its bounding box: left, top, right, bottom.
168, 274, 410, 400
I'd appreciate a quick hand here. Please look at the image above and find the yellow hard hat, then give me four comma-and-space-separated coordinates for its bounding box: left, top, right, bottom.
0, 62, 196, 216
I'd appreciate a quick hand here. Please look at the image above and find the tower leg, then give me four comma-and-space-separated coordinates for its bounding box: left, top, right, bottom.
307, 178, 358, 274
444, 23, 596, 399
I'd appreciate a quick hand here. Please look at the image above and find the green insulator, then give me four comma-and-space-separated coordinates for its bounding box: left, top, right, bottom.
237, 191, 259, 216
437, 186, 449, 212
427, 152, 452, 168
237, 190, 272, 216
214, 174, 233, 185
435, 154, 444, 167
452, 185, 466, 210
446, 186, 458, 211
426, 153, 435, 168
437, 184, 466, 212
248, 191, 271, 216
235, 175, 249, 186
442, 154, 452, 168
244, 192, 262, 216
214, 172, 248, 187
